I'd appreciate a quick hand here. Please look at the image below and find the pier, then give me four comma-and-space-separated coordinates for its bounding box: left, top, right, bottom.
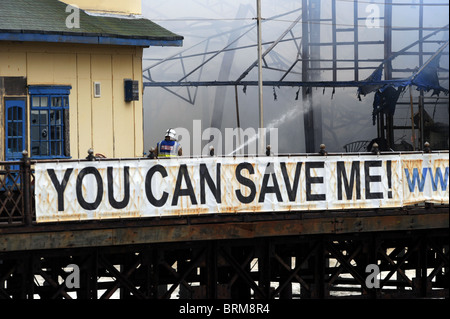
1, 151, 448, 299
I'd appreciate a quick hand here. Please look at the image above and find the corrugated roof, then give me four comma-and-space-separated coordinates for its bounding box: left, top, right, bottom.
0, 0, 183, 46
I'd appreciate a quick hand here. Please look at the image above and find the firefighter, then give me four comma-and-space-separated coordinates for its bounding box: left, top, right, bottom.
156, 128, 182, 157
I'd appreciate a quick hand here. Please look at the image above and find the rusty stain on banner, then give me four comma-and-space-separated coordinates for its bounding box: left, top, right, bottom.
34, 153, 449, 223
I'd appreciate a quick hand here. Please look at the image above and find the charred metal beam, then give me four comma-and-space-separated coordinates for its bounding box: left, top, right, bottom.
219, 246, 266, 298
143, 79, 412, 87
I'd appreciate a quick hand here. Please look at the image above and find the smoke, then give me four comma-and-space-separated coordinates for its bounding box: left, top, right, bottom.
141, 0, 449, 156
227, 97, 308, 155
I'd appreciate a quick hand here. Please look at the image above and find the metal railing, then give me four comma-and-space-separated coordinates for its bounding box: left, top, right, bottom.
0, 151, 34, 226
1, 144, 448, 227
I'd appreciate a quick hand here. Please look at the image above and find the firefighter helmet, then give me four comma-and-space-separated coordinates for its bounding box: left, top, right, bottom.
165, 128, 177, 141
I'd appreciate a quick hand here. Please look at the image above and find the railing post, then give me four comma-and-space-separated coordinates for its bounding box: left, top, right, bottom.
21, 150, 32, 226
371, 142, 380, 155
319, 143, 327, 156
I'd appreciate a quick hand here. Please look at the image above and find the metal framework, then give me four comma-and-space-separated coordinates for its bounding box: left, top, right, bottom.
143, 0, 449, 153
1, 229, 448, 299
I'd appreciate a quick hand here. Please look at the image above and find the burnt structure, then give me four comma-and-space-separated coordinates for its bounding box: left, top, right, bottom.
143, 0, 449, 154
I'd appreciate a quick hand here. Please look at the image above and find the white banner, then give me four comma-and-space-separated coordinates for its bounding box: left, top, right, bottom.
34, 153, 449, 223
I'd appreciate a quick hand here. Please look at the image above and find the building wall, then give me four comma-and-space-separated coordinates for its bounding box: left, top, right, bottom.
59, 0, 141, 15
0, 41, 144, 160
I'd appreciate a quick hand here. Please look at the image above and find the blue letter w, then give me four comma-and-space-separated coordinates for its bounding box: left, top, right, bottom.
405, 168, 428, 192
430, 167, 449, 191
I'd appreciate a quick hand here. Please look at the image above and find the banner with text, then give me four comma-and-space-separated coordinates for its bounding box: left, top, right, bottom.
34, 153, 449, 222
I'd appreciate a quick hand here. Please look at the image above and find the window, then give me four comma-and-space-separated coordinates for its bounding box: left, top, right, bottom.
29, 86, 71, 159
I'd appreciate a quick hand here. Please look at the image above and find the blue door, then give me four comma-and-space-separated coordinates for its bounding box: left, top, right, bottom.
5, 100, 26, 161
4, 100, 26, 188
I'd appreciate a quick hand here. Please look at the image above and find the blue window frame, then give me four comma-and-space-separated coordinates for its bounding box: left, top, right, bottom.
3, 99, 26, 189
29, 86, 71, 159
5, 100, 26, 161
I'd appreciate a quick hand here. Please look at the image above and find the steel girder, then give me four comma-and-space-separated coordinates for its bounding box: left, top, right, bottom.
0, 229, 448, 299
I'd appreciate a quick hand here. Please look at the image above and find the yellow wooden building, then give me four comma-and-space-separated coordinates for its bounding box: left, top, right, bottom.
0, 0, 182, 161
